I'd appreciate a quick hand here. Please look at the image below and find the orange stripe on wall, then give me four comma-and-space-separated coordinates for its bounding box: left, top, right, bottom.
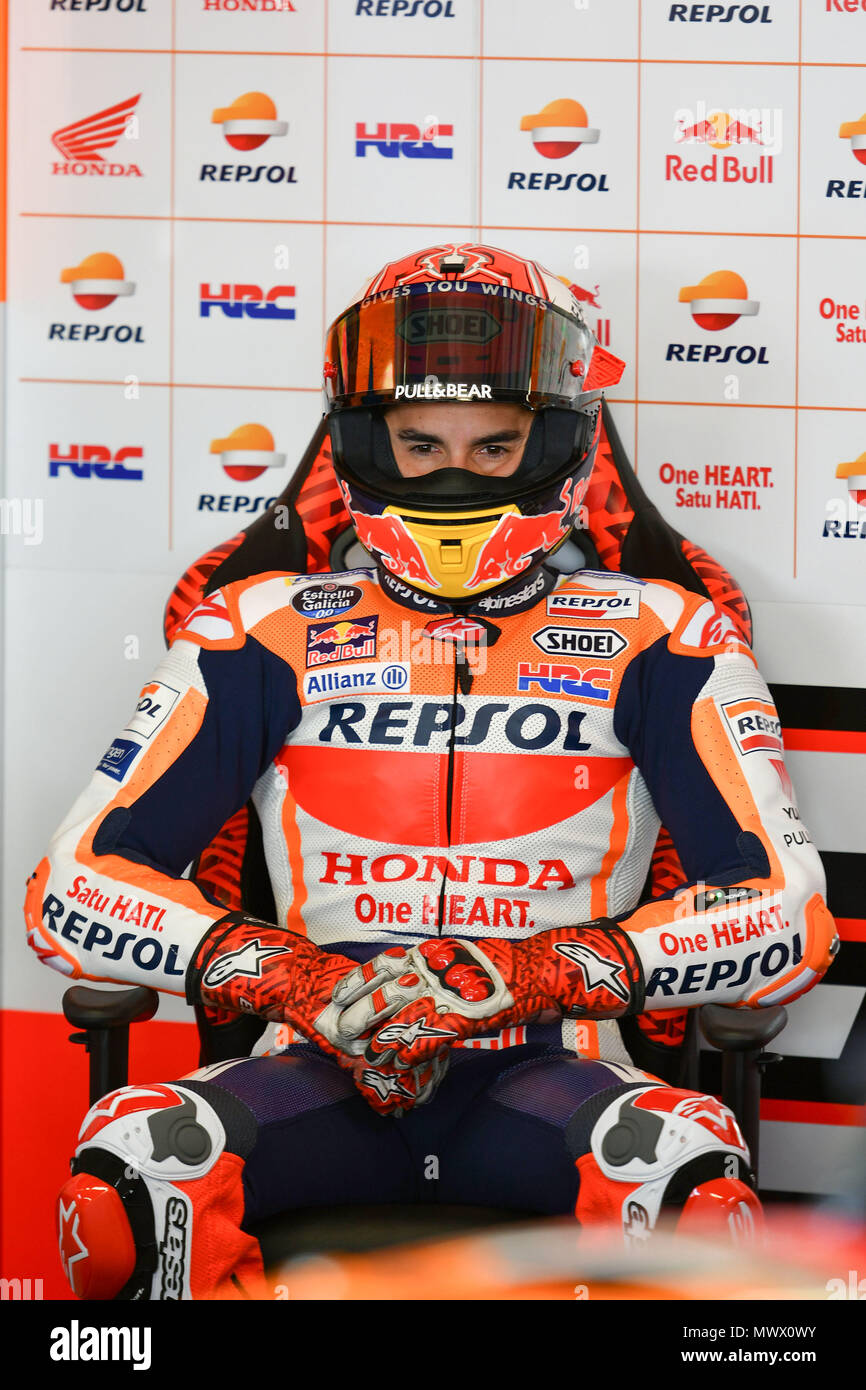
783, 729, 866, 754
836, 918, 866, 943
761, 1099, 866, 1128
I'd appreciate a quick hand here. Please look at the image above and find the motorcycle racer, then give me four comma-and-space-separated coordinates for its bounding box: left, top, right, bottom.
28, 244, 837, 1300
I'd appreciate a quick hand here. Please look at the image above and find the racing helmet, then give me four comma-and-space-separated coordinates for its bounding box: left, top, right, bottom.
323, 242, 625, 603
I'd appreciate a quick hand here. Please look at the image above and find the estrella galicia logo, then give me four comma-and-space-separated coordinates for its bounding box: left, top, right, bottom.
291, 581, 364, 620
97, 738, 141, 782
355, 120, 453, 159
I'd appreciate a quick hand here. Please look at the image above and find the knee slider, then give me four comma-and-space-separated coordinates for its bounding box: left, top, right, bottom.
58, 1165, 139, 1300
579, 1085, 753, 1238
74, 1082, 226, 1182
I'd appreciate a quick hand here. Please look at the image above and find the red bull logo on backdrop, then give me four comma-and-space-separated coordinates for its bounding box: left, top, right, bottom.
668, 103, 780, 184
510, 99, 608, 193
51, 94, 142, 177
306, 617, 379, 667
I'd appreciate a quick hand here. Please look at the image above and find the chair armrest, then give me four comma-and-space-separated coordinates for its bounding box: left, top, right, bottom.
699, 1004, 787, 1053
63, 985, 159, 1031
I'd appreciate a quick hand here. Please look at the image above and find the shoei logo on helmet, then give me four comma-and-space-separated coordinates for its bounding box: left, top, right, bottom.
398, 305, 501, 344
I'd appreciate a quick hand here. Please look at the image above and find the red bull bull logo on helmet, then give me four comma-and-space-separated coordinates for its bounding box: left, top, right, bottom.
466, 479, 583, 591
306, 616, 379, 667
342, 488, 441, 591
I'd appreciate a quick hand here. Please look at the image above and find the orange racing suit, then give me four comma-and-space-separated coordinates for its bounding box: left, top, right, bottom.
27, 563, 837, 1048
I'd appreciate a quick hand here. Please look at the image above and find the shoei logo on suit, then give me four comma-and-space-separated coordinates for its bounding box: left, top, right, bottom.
201, 92, 296, 184
50, 254, 143, 344
510, 99, 607, 193
668, 271, 768, 365
200, 283, 296, 319
49, 444, 143, 481
199, 425, 284, 517
51, 93, 142, 177
823, 454, 866, 539
828, 113, 866, 198
532, 626, 628, 658
355, 122, 454, 159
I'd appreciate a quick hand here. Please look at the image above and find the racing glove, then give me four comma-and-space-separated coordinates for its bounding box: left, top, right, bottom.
188, 916, 448, 1115
329, 921, 645, 1072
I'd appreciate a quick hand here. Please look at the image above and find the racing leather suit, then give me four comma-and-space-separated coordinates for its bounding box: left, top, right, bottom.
30, 563, 837, 1298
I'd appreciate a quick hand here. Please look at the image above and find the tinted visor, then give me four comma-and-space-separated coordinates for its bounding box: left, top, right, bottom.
324, 282, 595, 412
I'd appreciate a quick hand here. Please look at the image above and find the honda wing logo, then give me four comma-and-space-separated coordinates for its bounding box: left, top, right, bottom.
52, 94, 141, 166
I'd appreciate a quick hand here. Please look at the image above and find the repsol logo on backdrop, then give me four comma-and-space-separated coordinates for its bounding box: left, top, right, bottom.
355, 0, 455, 13
41, 895, 185, 978
668, 4, 773, 19
315, 699, 591, 750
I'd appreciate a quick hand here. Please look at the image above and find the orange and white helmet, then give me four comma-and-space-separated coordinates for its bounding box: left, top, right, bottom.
323, 242, 624, 604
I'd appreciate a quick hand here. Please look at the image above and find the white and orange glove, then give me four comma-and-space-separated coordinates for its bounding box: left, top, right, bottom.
328, 923, 646, 1073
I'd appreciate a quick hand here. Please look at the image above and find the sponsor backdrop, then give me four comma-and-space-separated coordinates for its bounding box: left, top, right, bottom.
1, 0, 864, 1289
